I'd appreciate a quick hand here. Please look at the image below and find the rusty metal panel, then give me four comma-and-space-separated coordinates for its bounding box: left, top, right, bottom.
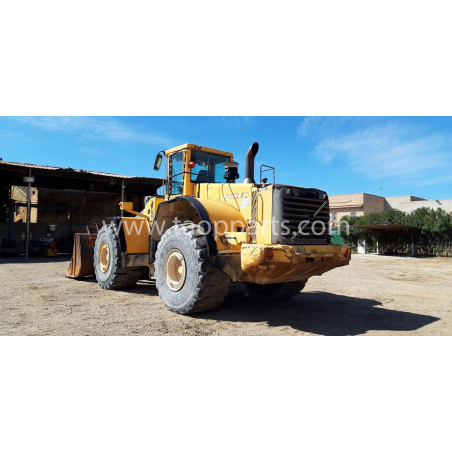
240, 243, 351, 284
66, 233, 96, 278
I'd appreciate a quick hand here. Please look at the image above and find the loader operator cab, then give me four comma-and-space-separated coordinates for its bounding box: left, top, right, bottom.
190, 150, 230, 183
154, 144, 233, 197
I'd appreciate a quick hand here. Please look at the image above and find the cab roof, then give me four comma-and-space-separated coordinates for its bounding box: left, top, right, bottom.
164, 143, 234, 158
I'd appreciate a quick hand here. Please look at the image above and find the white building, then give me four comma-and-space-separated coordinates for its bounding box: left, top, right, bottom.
385, 197, 452, 214
330, 193, 452, 225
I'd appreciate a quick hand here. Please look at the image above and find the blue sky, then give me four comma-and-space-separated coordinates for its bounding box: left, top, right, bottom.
0, 116, 451, 199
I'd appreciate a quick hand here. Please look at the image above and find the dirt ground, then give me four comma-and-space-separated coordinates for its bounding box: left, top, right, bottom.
0, 254, 450, 336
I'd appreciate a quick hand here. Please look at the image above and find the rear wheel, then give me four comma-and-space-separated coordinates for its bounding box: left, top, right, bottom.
244, 280, 307, 301
94, 225, 141, 289
155, 223, 230, 314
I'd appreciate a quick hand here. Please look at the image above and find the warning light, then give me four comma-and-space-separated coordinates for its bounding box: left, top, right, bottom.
265, 250, 274, 260
188, 161, 196, 169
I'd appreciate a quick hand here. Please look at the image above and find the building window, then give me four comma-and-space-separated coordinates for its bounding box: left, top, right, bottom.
332, 213, 337, 222
351, 211, 356, 218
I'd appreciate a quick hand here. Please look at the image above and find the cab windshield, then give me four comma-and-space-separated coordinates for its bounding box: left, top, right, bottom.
190, 150, 230, 183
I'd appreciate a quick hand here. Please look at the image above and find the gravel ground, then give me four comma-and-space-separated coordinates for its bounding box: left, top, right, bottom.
0, 254, 450, 335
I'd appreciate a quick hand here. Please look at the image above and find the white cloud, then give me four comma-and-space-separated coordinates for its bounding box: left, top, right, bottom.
301, 118, 452, 184
15, 117, 171, 146
298, 116, 357, 138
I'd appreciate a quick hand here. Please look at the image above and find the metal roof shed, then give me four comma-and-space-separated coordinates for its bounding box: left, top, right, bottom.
353, 224, 417, 256
0, 160, 161, 195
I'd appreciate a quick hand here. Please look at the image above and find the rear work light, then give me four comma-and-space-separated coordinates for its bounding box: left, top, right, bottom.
265, 250, 274, 260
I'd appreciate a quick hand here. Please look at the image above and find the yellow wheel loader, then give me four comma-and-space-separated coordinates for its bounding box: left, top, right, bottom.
67, 142, 351, 314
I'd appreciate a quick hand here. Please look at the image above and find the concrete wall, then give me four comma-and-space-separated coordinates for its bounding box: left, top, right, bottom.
329, 193, 385, 224
362, 193, 385, 215
395, 199, 452, 213
384, 195, 425, 210
329, 192, 451, 225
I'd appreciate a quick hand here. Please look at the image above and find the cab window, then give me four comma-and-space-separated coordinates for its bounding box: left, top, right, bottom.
170, 152, 184, 195
190, 150, 230, 183
156, 182, 167, 196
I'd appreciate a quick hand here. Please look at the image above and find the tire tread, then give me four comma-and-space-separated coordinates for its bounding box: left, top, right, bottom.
155, 223, 230, 314
94, 225, 142, 290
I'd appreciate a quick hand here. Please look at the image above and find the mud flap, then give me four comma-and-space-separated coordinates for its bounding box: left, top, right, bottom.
65, 233, 97, 278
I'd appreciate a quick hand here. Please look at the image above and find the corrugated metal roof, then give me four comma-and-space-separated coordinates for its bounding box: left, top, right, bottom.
0, 160, 150, 180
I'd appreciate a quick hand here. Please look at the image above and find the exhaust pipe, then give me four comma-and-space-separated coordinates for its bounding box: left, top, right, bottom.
243, 142, 259, 184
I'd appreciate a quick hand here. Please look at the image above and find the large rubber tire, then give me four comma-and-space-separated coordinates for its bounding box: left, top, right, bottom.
155, 223, 231, 314
244, 280, 307, 301
93, 225, 141, 290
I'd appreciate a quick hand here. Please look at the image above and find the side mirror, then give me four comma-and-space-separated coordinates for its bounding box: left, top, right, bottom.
153, 153, 163, 171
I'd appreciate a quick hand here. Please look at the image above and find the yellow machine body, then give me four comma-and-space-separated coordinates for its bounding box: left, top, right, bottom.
115, 143, 350, 284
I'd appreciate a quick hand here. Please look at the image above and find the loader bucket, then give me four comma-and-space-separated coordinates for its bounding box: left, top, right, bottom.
66, 233, 97, 278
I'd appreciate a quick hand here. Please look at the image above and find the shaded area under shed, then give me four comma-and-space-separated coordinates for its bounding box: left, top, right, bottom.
0, 160, 161, 256
353, 224, 417, 256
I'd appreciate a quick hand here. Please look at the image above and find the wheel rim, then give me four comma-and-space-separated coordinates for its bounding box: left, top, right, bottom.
98, 242, 110, 273
164, 248, 186, 291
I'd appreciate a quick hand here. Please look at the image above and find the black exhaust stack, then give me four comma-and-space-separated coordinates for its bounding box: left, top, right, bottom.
243, 142, 259, 184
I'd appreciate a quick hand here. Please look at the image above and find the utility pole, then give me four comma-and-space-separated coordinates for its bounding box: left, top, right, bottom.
121, 179, 126, 215
23, 170, 34, 260
379, 157, 384, 197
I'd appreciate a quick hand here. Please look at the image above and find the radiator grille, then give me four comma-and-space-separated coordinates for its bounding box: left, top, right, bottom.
272, 186, 330, 245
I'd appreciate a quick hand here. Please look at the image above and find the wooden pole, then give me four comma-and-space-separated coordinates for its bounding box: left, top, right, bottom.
25, 169, 31, 260
121, 179, 125, 215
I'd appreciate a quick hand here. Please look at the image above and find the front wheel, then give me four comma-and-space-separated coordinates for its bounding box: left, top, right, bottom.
155, 223, 231, 314
93, 225, 141, 289
244, 280, 307, 301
